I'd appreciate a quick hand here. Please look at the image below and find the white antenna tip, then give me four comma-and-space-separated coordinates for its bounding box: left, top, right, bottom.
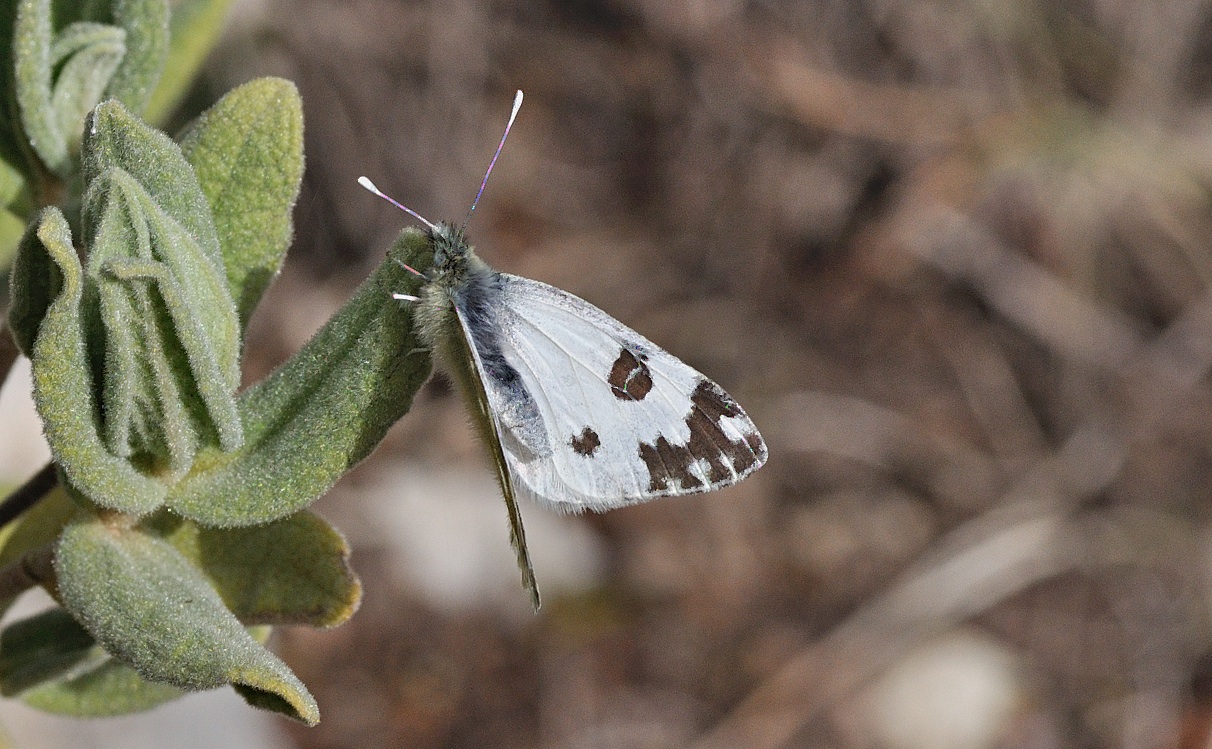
357, 176, 379, 194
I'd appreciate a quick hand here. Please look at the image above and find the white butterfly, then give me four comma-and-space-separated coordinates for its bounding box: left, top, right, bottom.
361, 91, 767, 609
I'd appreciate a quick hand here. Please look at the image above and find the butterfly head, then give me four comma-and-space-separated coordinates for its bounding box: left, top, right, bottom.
427, 222, 477, 280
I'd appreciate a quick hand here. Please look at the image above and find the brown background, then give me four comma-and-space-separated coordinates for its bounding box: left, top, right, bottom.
193, 0, 1212, 747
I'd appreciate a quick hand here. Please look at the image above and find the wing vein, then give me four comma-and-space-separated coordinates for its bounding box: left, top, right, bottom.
502, 307, 649, 498
501, 289, 700, 495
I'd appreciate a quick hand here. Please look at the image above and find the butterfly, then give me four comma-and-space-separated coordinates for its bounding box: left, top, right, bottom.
361, 91, 767, 609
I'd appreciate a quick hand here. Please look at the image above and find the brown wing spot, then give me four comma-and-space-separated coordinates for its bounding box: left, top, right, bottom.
639, 380, 765, 493
571, 427, 601, 457
607, 349, 654, 401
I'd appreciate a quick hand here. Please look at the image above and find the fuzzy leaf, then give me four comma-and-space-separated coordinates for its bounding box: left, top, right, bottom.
24, 208, 167, 514
0, 608, 102, 697
103, 0, 169, 113
49, 22, 125, 158
148, 511, 361, 627
82, 167, 243, 474
7, 211, 61, 355
179, 77, 304, 327
82, 101, 229, 312
76, 99, 243, 476
167, 230, 434, 526
55, 518, 319, 724
0, 608, 276, 717
143, 0, 237, 125
13, 0, 66, 174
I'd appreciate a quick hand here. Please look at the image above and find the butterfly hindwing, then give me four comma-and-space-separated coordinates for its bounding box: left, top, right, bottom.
471, 273, 766, 513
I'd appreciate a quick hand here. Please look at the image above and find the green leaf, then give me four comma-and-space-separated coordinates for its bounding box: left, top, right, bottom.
0, 608, 98, 696
49, 23, 125, 160
144, 0, 238, 125
104, 0, 169, 114
20, 649, 186, 716
12, 1, 161, 177
82, 101, 229, 315
82, 167, 243, 474
79, 100, 243, 472
166, 229, 434, 526
179, 77, 304, 327
0, 608, 277, 717
55, 518, 319, 724
7, 210, 61, 355
13, 0, 67, 175
148, 510, 361, 627
24, 208, 167, 514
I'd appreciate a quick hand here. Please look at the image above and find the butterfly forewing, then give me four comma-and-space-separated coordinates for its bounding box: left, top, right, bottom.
480, 274, 767, 512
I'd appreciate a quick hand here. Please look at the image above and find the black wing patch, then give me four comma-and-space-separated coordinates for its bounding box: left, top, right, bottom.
607, 348, 653, 401
570, 426, 601, 457
638, 380, 764, 493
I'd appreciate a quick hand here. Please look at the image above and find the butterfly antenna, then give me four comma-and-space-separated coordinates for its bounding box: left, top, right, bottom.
389, 255, 426, 279
358, 176, 439, 233
462, 90, 523, 231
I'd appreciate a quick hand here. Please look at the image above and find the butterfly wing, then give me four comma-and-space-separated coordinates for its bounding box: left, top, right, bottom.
475, 273, 767, 513
444, 294, 541, 610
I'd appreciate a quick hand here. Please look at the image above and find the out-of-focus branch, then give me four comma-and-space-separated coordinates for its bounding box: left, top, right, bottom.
0, 463, 56, 531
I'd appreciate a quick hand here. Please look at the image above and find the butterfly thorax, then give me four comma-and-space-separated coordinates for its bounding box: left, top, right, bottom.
421, 222, 497, 317
416, 223, 510, 391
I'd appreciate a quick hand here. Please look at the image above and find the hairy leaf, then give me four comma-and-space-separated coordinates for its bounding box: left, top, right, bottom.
14, 0, 66, 174
148, 510, 361, 627
104, 0, 169, 113
82, 168, 242, 473
49, 23, 125, 158
56, 518, 319, 724
25, 208, 167, 514
179, 77, 304, 327
82, 101, 229, 309
167, 230, 433, 526
0, 608, 280, 717
7, 210, 61, 355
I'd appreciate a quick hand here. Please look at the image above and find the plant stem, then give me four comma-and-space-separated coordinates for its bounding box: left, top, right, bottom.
0, 463, 56, 530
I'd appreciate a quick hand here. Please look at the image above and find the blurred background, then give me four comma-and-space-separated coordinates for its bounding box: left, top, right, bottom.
9, 0, 1212, 746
